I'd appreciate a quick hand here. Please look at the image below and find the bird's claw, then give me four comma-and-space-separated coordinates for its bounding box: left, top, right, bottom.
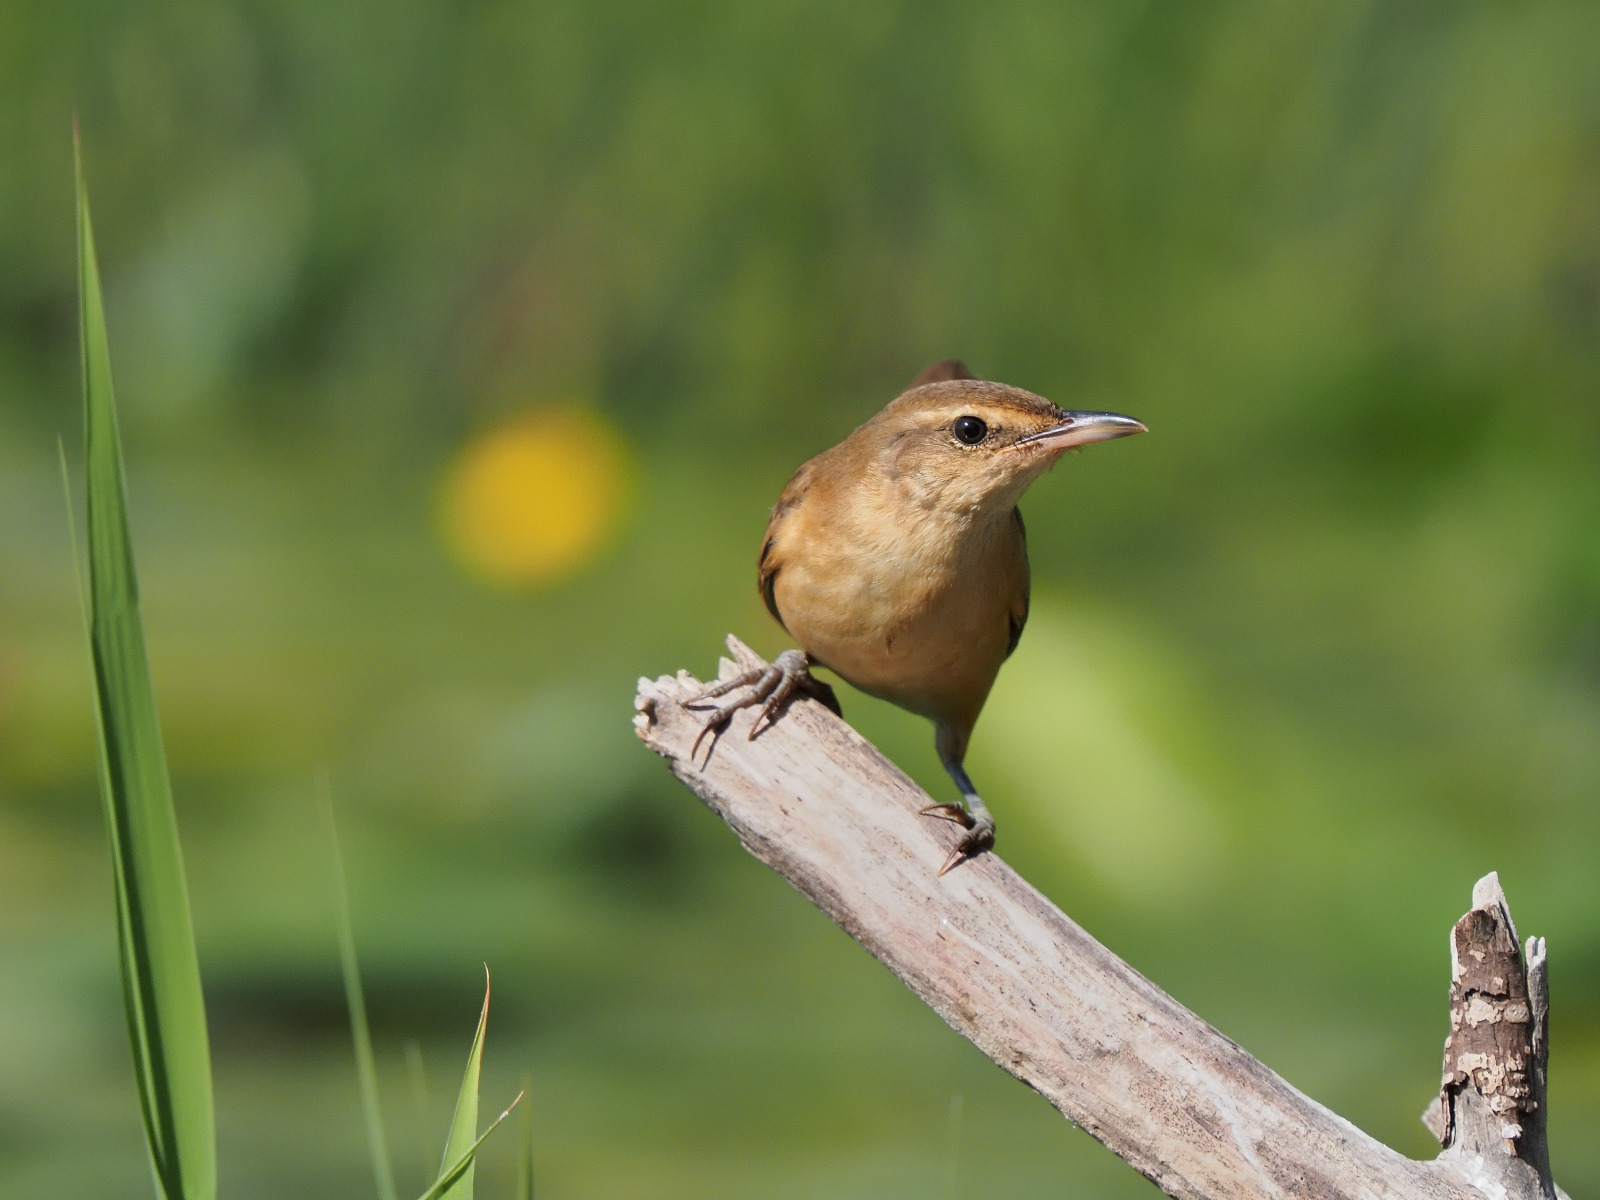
920, 804, 995, 875
685, 649, 835, 761
919, 801, 974, 828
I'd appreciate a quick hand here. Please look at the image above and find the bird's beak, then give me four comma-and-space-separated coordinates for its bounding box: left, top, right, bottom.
1013, 411, 1147, 451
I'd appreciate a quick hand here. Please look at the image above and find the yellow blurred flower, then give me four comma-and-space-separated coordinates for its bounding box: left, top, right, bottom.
440, 407, 629, 586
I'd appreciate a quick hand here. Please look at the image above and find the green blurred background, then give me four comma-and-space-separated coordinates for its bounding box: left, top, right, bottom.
3, 1, 1599, 1196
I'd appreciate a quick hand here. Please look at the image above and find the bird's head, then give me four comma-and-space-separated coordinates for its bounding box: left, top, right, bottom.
861, 368, 1147, 515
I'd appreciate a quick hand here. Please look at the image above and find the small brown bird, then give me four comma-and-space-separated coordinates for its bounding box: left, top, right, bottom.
691, 361, 1146, 873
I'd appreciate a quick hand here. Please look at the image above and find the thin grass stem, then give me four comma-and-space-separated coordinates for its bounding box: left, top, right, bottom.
319, 777, 399, 1200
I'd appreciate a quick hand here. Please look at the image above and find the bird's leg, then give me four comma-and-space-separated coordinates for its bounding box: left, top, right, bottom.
685, 648, 841, 759
921, 737, 996, 875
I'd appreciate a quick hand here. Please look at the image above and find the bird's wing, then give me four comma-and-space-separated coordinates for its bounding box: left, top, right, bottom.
907, 359, 976, 389
757, 461, 815, 631
1005, 506, 1030, 659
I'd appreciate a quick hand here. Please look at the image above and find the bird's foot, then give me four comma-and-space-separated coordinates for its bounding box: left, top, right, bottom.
685, 649, 840, 760
919, 803, 996, 875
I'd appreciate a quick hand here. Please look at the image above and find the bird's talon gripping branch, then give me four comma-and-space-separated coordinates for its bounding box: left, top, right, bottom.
935, 815, 996, 876
920, 801, 975, 828
921, 799, 995, 873
686, 649, 835, 759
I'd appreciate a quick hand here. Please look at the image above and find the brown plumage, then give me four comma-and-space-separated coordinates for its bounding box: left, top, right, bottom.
692, 361, 1146, 873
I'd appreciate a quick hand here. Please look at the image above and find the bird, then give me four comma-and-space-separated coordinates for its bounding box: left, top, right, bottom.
689, 360, 1146, 874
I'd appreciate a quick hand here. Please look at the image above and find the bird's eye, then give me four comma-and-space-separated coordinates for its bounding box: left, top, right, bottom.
952, 415, 988, 445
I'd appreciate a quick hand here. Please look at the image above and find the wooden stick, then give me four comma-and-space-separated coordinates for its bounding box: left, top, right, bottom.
1424, 873, 1561, 1200
634, 636, 1552, 1200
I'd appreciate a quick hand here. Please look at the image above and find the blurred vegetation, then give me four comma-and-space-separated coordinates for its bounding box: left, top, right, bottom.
3, 1, 1600, 1196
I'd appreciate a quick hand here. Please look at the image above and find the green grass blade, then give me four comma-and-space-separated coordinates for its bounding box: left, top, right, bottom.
404, 1040, 433, 1189
412, 1092, 522, 1200
516, 1073, 533, 1200
436, 970, 490, 1200
74, 125, 216, 1200
319, 780, 399, 1200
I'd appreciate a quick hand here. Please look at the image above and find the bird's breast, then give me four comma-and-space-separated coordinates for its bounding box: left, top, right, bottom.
771, 497, 1023, 726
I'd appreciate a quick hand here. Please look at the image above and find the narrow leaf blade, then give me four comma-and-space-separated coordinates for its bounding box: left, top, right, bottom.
404, 1040, 433, 1190
516, 1073, 533, 1200
75, 127, 216, 1200
436, 971, 490, 1200
321, 782, 398, 1200
412, 1092, 521, 1200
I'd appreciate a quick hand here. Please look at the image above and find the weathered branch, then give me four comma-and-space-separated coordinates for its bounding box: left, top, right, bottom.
1423, 874, 1562, 1200
634, 637, 1561, 1200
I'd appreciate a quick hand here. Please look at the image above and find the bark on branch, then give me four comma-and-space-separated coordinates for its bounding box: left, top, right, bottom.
1423, 874, 1562, 1200
634, 637, 1563, 1200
